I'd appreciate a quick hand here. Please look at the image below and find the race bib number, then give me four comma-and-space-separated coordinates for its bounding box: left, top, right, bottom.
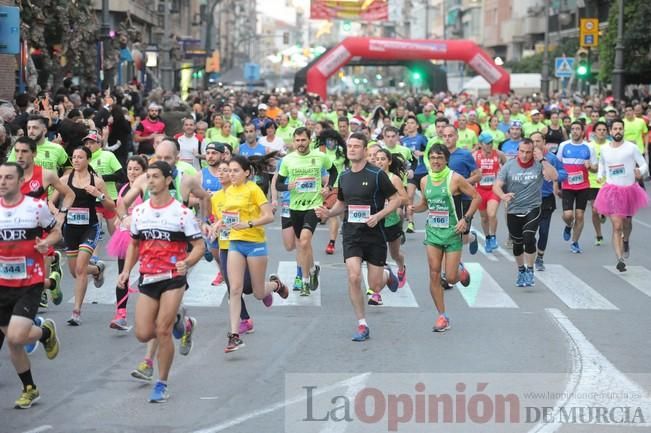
0, 257, 27, 280
220, 211, 240, 240
67, 207, 90, 225
427, 210, 450, 228
281, 203, 290, 218
568, 171, 584, 185
295, 177, 317, 193
348, 205, 371, 223
608, 164, 625, 178
480, 174, 495, 186
141, 271, 173, 285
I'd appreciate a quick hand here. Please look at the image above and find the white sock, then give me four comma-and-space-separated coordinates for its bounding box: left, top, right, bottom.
358, 318, 368, 327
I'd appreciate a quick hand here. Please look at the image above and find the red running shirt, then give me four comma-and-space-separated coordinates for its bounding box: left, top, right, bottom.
474, 149, 501, 190
21, 165, 47, 200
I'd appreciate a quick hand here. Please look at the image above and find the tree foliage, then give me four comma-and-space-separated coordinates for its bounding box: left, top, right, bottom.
599, 0, 651, 83
504, 39, 579, 74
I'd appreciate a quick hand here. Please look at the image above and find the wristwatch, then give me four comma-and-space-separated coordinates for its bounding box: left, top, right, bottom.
59, 206, 68, 213
98, 193, 106, 202
248, 221, 254, 228
463, 215, 472, 224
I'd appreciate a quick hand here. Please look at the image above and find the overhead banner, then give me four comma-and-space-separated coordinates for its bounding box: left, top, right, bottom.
310, 0, 388, 21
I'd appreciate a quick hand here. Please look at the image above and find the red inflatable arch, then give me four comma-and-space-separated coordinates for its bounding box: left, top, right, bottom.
306, 37, 510, 100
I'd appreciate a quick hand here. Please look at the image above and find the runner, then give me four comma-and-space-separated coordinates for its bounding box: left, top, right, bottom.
493, 139, 558, 286
557, 121, 597, 253
315, 133, 401, 341
218, 155, 289, 352
594, 119, 649, 272
0, 162, 61, 409
473, 132, 506, 252
400, 115, 429, 234
106, 155, 148, 331
317, 128, 347, 255
411, 144, 480, 332
587, 121, 610, 246
175, 118, 203, 169
275, 127, 337, 295
50, 146, 112, 325
134, 103, 166, 157
498, 120, 524, 160
238, 123, 266, 157
530, 132, 567, 271
117, 160, 205, 403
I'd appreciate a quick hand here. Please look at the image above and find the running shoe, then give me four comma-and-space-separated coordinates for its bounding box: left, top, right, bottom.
172, 305, 187, 339
351, 324, 370, 342
149, 381, 169, 403
385, 266, 399, 292
457, 263, 471, 287
468, 231, 478, 255
179, 317, 196, 356
563, 226, 572, 241
270, 274, 289, 299
42, 319, 59, 360
516, 271, 527, 287
25, 316, 44, 355
310, 265, 321, 291
48, 271, 63, 305
535, 256, 545, 272
262, 292, 274, 306
489, 236, 498, 252
239, 319, 255, 335
484, 238, 493, 253
93, 260, 106, 288
299, 282, 311, 297
225, 332, 245, 353
433, 315, 450, 332
325, 241, 335, 255
50, 250, 63, 276
204, 248, 213, 262
616, 259, 627, 273
211, 272, 224, 286
366, 288, 374, 296
623, 241, 630, 259
131, 361, 153, 382
397, 265, 407, 289
368, 293, 383, 306
440, 276, 453, 290
525, 268, 535, 287
110, 308, 129, 331
406, 221, 415, 233
67, 310, 81, 326
14, 385, 40, 409
595, 236, 603, 246
39, 291, 48, 310
293, 275, 303, 291
570, 242, 583, 254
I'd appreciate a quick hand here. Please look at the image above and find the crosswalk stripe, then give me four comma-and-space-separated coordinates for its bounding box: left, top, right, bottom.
458, 263, 518, 308
535, 264, 618, 310
605, 265, 651, 298
361, 264, 419, 307
274, 261, 321, 306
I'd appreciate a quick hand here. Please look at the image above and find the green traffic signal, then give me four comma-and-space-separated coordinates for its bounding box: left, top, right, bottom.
412, 72, 421, 80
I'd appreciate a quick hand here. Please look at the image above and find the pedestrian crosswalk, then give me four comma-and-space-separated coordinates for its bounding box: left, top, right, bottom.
67, 259, 651, 312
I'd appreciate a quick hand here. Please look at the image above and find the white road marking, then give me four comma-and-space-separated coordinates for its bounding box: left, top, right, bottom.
535, 264, 618, 310
190, 373, 371, 433
633, 217, 651, 230
467, 230, 499, 262
274, 261, 321, 306
458, 263, 518, 308
361, 264, 419, 307
605, 265, 651, 298
473, 230, 516, 263
21, 426, 53, 433
529, 309, 651, 432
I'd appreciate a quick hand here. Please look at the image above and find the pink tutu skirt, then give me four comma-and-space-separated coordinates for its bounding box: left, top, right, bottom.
106, 227, 132, 259
594, 183, 649, 217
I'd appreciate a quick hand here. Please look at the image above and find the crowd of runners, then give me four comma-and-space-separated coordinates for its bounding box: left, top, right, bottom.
0, 85, 649, 406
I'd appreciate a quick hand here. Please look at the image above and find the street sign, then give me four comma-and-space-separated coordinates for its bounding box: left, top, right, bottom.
580, 18, 599, 48
244, 63, 260, 82
0, 6, 20, 55
555, 57, 575, 78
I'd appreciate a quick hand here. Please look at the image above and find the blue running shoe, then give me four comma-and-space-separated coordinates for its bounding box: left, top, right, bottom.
203, 248, 213, 262
563, 226, 572, 241
172, 305, 186, 339
385, 266, 399, 292
484, 236, 493, 253
525, 268, 535, 287
351, 325, 370, 342
25, 316, 44, 355
149, 381, 169, 403
490, 236, 498, 252
570, 242, 583, 254
516, 271, 527, 287
469, 231, 478, 255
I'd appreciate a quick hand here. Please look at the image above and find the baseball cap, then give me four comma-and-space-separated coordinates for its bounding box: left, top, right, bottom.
478, 132, 494, 144
530, 109, 540, 116
149, 160, 173, 178
148, 102, 162, 111
204, 142, 225, 153
82, 132, 100, 142
258, 103, 268, 110
510, 120, 523, 128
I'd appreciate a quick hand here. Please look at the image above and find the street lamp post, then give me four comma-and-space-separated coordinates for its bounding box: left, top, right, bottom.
540, 0, 551, 99
203, 0, 223, 89
159, 0, 174, 90
612, 0, 625, 102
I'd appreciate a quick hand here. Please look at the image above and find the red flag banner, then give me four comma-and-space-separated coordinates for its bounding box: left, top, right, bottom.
310, 0, 388, 21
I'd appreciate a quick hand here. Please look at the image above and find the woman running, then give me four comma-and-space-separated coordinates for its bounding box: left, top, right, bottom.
216, 155, 289, 353
51, 146, 114, 325
106, 155, 148, 330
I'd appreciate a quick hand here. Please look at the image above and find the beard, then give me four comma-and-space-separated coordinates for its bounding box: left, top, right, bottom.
30, 131, 45, 143
613, 133, 624, 142
148, 114, 159, 121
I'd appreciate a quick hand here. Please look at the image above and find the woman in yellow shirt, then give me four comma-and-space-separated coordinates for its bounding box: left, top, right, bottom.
214, 154, 288, 353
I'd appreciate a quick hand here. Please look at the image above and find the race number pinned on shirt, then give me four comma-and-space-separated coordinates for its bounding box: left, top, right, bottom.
281, 203, 290, 218
348, 205, 371, 223
608, 164, 625, 178
295, 177, 318, 193
568, 171, 584, 185
0, 256, 27, 280
480, 174, 495, 186
427, 210, 450, 228
67, 207, 90, 225
220, 211, 240, 240
141, 271, 173, 285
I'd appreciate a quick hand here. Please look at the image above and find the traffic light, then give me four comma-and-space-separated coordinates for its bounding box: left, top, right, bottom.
192, 69, 204, 79
575, 49, 590, 79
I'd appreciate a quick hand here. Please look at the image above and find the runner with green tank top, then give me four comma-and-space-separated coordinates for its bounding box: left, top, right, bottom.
412, 144, 481, 333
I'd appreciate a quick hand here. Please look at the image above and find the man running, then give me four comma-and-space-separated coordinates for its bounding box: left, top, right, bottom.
118, 160, 205, 403
275, 127, 337, 295
587, 121, 610, 246
316, 133, 400, 341
0, 162, 61, 409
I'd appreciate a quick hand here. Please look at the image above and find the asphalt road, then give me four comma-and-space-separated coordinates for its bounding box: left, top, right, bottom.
2, 196, 651, 433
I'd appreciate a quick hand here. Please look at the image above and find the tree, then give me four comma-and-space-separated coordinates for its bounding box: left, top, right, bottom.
599, 0, 651, 83
504, 39, 579, 74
